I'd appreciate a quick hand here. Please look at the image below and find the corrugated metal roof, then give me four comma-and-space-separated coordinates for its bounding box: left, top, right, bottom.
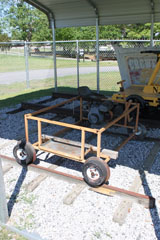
24, 0, 160, 28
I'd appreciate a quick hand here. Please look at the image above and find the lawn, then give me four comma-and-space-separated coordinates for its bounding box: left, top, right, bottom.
0, 53, 120, 108
0, 226, 26, 240
0, 72, 120, 108
0, 54, 118, 72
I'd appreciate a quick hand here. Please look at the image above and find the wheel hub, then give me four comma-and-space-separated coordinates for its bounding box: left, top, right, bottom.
17, 148, 27, 160
134, 126, 142, 136
86, 166, 100, 181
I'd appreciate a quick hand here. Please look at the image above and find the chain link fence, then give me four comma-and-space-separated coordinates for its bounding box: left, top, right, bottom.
0, 39, 160, 102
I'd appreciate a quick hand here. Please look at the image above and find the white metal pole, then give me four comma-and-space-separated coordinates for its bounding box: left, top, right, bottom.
50, 16, 57, 92
150, 14, 154, 47
96, 17, 100, 93
150, 0, 155, 47
0, 158, 8, 223
76, 40, 80, 89
24, 41, 30, 88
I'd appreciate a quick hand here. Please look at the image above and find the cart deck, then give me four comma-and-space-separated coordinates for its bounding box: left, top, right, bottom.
38, 135, 118, 163
13, 95, 140, 187
42, 139, 82, 158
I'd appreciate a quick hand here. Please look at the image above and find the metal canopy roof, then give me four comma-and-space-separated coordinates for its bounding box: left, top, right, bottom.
24, 0, 160, 28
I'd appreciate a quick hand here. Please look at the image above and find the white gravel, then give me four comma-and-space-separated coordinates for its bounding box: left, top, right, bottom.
0, 97, 160, 240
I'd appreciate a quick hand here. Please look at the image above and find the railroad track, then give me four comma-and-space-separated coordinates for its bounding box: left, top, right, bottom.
6, 93, 160, 129
0, 123, 158, 226
1, 95, 160, 226
0, 154, 155, 210
104, 130, 160, 144
112, 140, 160, 224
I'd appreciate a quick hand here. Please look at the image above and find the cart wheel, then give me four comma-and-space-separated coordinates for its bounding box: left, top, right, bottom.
13, 140, 36, 166
126, 95, 145, 110
134, 123, 147, 140
113, 104, 124, 116
128, 123, 147, 140
82, 157, 110, 187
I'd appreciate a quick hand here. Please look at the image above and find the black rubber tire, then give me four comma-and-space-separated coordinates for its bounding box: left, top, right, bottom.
113, 104, 124, 116
134, 123, 147, 140
128, 123, 147, 140
126, 95, 145, 110
88, 113, 99, 124
13, 140, 36, 166
82, 157, 110, 187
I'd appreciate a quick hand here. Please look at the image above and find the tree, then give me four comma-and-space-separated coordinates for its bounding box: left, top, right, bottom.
5, 0, 52, 41
1, 0, 160, 41
122, 23, 160, 40
124, 24, 151, 39
7, 0, 38, 41
29, 11, 52, 41
56, 28, 76, 41
0, 33, 11, 51
0, 32, 10, 41
99, 25, 125, 39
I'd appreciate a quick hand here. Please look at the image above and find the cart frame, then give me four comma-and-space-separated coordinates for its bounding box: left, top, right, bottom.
24, 96, 139, 163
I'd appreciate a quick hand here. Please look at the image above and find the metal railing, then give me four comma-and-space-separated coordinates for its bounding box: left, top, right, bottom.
0, 39, 160, 95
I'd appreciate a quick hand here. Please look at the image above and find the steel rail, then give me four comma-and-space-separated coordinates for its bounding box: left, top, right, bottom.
104, 130, 160, 143
6, 97, 160, 129
0, 154, 155, 209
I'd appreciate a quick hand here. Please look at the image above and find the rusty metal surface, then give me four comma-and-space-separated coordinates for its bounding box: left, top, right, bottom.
42, 139, 82, 157
9, 102, 85, 117
6, 91, 160, 130
0, 154, 155, 209
25, 98, 139, 161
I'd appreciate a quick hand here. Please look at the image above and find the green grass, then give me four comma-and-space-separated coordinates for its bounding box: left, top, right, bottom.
57, 72, 120, 92
93, 231, 101, 239
0, 87, 53, 109
18, 192, 36, 205
0, 54, 118, 72
0, 226, 27, 240
0, 72, 120, 108
0, 54, 119, 108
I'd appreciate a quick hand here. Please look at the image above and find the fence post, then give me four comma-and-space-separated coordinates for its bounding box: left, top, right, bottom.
50, 14, 57, 92
24, 41, 30, 88
76, 40, 80, 89
0, 157, 8, 223
96, 17, 100, 93
150, 14, 154, 47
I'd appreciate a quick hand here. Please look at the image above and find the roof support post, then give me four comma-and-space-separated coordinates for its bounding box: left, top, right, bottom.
150, 14, 154, 47
150, 0, 155, 47
86, 0, 99, 93
0, 157, 8, 223
24, 41, 30, 88
50, 14, 57, 92
76, 40, 80, 89
96, 17, 100, 93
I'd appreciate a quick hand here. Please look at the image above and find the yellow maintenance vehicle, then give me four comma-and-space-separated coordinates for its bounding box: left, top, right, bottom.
112, 51, 160, 109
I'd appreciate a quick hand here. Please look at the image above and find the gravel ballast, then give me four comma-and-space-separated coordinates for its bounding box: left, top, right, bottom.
0, 97, 160, 240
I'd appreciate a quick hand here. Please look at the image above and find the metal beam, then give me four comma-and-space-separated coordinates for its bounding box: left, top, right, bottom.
76, 40, 80, 89
24, 0, 51, 15
0, 154, 155, 209
96, 17, 100, 93
24, 0, 160, 28
86, 0, 100, 93
24, 0, 55, 28
150, 0, 155, 47
50, 14, 57, 92
86, 0, 98, 16
24, 42, 30, 88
